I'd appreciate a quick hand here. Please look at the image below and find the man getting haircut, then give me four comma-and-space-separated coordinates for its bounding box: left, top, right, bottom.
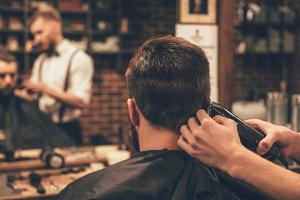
58, 36, 269, 200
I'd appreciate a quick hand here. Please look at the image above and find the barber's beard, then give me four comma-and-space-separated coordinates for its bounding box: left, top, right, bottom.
130, 124, 140, 152
44, 41, 58, 57
34, 41, 57, 57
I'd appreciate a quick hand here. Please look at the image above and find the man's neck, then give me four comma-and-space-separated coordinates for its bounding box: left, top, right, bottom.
54, 34, 64, 47
138, 123, 181, 151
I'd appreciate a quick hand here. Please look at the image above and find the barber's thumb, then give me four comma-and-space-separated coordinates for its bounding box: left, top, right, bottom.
256, 134, 277, 155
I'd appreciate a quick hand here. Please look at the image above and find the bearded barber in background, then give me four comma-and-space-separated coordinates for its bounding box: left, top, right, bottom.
22, 5, 94, 145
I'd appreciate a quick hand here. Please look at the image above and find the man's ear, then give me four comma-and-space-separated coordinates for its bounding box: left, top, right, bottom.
51, 21, 62, 35
127, 98, 139, 127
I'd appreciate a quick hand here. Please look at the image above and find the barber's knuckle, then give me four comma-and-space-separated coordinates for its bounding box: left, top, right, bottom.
190, 140, 198, 149
260, 140, 270, 149
228, 118, 236, 124
180, 125, 187, 133
201, 119, 212, 128
201, 118, 208, 125
187, 117, 193, 124
193, 132, 202, 140
196, 109, 203, 117
189, 150, 197, 157
177, 137, 183, 145
212, 115, 219, 121
192, 151, 201, 158
190, 127, 198, 134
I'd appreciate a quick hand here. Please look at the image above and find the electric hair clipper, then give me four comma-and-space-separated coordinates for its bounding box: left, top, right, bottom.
208, 102, 288, 168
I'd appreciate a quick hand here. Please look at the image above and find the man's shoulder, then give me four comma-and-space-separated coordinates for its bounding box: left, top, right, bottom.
70, 48, 93, 68
65, 41, 91, 60
58, 157, 135, 200
74, 50, 92, 61
57, 151, 234, 200
60, 151, 201, 192
33, 53, 47, 65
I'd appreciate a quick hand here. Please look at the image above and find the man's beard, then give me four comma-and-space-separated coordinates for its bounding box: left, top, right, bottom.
34, 41, 57, 57
44, 41, 58, 56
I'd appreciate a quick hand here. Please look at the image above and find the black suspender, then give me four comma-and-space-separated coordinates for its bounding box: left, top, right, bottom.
58, 49, 80, 123
38, 49, 80, 123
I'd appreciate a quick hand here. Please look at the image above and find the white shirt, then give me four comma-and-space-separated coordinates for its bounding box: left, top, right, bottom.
31, 39, 94, 123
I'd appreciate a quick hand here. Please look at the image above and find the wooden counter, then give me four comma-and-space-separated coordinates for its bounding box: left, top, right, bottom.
0, 145, 119, 199
0, 145, 117, 172
0, 167, 98, 200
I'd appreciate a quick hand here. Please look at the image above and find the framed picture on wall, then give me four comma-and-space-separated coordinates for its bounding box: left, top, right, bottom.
179, 0, 217, 24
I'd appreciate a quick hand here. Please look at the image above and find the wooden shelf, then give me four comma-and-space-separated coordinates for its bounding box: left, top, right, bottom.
0, 29, 25, 34
59, 10, 89, 15
91, 10, 117, 17
9, 49, 40, 55
235, 22, 296, 30
90, 30, 117, 36
0, 6, 23, 13
63, 29, 87, 35
235, 52, 296, 56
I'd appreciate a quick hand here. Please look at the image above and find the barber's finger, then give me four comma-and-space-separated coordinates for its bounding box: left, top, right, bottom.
196, 109, 211, 124
256, 133, 278, 155
213, 115, 236, 127
179, 125, 195, 145
187, 117, 200, 132
213, 115, 227, 125
245, 119, 261, 129
245, 119, 268, 135
245, 118, 264, 124
178, 135, 196, 154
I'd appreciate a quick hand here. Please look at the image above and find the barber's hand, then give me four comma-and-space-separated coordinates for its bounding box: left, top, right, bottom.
178, 110, 246, 171
246, 119, 298, 158
22, 80, 46, 94
14, 89, 38, 101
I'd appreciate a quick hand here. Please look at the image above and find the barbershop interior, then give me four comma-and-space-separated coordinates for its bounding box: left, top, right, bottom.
0, 0, 300, 199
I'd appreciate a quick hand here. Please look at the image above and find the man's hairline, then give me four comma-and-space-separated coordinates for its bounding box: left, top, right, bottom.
128, 96, 167, 132
29, 15, 61, 30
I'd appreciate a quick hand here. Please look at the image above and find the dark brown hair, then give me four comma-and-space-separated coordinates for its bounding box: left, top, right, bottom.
126, 36, 210, 132
0, 46, 16, 63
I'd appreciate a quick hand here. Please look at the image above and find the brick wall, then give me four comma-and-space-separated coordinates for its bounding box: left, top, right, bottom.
80, 0, 177, 144
81, 70, 129, 144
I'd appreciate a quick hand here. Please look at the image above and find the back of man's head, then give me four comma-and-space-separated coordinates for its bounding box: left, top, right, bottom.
126, 36, 210, 132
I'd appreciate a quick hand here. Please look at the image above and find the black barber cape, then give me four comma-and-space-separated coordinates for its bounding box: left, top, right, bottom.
58, 150, 270, 200
0, 96, 75, 152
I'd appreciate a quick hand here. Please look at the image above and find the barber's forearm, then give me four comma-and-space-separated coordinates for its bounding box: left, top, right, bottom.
225, 147, 300, 200
43, 85, 88, 109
